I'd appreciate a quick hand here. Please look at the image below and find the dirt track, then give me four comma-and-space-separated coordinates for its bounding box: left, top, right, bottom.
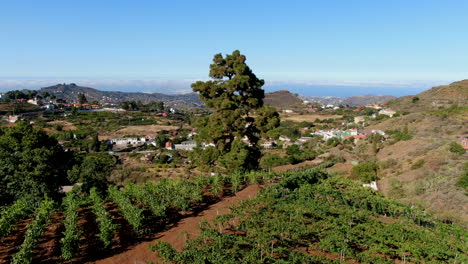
93, 184, 261, 264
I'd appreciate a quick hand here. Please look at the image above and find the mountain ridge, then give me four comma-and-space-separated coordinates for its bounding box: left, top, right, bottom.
40, 83, 203, 108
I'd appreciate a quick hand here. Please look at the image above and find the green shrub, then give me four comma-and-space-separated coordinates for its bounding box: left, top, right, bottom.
449, 142, 466, 155
386, 127, 412, 142
260, 154, 288, 169
411, 159, 425, 170
351, 160, 379, 183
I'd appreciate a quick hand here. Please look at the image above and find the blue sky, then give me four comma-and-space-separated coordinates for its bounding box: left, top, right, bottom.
1, 0, 467, 96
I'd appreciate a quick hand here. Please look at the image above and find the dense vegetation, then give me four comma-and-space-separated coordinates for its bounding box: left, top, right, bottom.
151, 171, 467, 264
0, 122, 73, 205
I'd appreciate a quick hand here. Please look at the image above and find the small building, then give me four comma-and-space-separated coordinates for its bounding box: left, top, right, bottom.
378, 108, 396, 117
43, 104, 55, 111
278, 135, 291, 142
202, 142, 216, 149
297, 137, 312, 143
174, 140, 197, 151
371, 129, 386, 136
366, 104, 382, 110
109, 137, 142, 146
354, 116, 366, 124
282, 109, 294, 113
165, 141, 174, 150
262, 141, 277, 149
7, 115, 19, 123
362, 181, 378, 191
311, 129, 340, 140
27, 98, 42, 105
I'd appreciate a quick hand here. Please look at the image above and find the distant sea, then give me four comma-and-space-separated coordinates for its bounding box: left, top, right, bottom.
264, 84, 427, 97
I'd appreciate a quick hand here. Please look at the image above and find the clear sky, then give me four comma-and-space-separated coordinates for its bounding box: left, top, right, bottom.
1, 0, 467, 96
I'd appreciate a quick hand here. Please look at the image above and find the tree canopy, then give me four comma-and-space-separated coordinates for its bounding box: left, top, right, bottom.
78, 93, 88, 104
0, 122, 73, 205
191, 50, 279, 171
67, 152, 117, 193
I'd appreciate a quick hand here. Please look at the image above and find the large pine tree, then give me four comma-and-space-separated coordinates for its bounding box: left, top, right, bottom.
191, 50, 279, 171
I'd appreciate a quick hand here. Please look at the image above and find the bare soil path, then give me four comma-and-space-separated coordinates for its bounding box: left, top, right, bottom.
92, 184, 261, 264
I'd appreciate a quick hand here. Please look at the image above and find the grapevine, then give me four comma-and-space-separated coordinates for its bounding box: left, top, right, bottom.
0, 198, 32, 238
108, 185, 144, 232
11, 199, 54, 264
60, 190, 81, 260
89, 187, 116, 247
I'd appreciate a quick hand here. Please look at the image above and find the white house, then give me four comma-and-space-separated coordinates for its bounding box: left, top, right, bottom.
7, 115, 19, 123
297, 137, 312, 143
262, 141, 277, 149
378, 109, 396, 117
27, 98, 42, 105
174, 140, 197, 151
202, 142, 216, 149
109, 137, 143, 145
43, 104, 55, 111
311, 130, 340, 140
362, 181, 378, 191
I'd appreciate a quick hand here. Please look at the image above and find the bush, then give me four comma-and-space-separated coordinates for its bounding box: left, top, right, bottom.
260, 154, 288, 169
448, 142, 466, 155
67, 153, 117, 193
351, 160, 379, 183
326, 137, 341, 147
411, 159, 425, 170
386, 128, 412, 142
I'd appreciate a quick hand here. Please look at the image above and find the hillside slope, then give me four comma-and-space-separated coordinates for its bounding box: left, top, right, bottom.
388, 80, 468, 112
264, 90, 303, 107
327, 81, 468, 223
303, 95, 396, 106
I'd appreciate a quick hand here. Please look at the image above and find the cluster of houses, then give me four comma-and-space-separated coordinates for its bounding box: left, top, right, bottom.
107, 133, 202, 151
311, 128, 386, 142
353, 108, 397, 124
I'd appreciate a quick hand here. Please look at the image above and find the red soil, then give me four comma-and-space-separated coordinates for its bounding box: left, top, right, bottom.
92, 184, 261, 264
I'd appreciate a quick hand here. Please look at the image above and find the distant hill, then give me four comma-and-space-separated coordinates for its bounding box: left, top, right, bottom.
301, 95, 396, 107
416, 80, 468, 102
264, 90, 303, 107
264, 90, 396, 107
388, 80, 468, 112
40, 83, 203, 108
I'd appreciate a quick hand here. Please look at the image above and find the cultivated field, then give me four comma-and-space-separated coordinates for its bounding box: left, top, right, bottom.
100, 125, 179, 139
45, 120, 77, 131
